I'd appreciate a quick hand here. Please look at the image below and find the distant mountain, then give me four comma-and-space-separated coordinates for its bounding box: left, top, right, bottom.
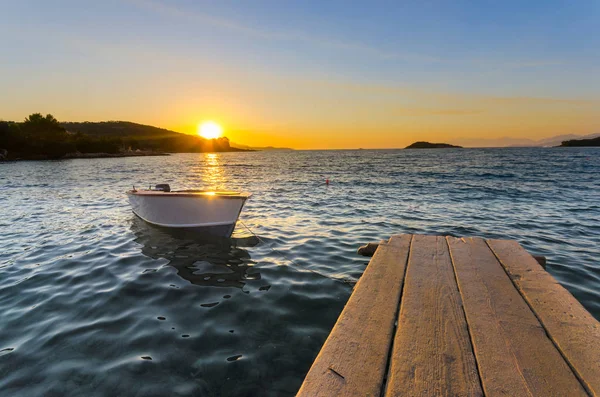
451, 133, 600, 148
451, 137, 534, 147
538, 133, 600, 147
405, 141, 462, 149
560, 136, 600, 147
229, 142, 293, 151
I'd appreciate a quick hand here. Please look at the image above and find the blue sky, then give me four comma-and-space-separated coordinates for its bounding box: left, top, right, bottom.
1, 0, 598, 147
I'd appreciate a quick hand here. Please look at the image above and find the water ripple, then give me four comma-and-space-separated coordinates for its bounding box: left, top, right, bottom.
1, 148, 599, 396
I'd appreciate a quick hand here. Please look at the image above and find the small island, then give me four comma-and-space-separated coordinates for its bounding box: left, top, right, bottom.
560, 137, 600, 147
405, 141, 462, 149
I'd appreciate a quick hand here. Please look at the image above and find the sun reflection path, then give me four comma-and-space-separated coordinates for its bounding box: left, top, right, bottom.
202, 153, 225, 191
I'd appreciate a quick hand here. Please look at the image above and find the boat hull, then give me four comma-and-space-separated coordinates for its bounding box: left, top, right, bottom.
127, 191, 249, 237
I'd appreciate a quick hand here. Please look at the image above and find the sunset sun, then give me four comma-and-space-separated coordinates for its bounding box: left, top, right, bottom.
198, 121, 223, 139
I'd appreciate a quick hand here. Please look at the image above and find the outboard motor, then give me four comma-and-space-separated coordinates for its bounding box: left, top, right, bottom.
155, 184, 171, 192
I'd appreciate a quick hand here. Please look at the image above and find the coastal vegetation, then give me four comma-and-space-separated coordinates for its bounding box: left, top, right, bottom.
0, 114, 246, 160
405, 141, 463, 149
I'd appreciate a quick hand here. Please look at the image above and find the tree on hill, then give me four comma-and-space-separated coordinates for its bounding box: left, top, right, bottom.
23, 113, 63, 129
20, 113, 74, 158
0, 121, 23, 151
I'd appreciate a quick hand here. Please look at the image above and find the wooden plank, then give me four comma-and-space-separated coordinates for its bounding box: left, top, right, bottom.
387, 234, 410, 247
297, 234, 412, 397
447, 237, 587, 397
488, 239, 600, 396
385, 235, 483, 396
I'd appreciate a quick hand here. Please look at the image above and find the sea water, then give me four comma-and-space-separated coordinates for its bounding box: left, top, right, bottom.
1, 148, 599, 396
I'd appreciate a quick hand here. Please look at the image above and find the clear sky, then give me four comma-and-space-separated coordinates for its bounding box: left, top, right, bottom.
1, 0, 599, 148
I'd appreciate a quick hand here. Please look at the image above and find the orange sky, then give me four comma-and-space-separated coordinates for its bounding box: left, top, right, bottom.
4, 74, 599, 149
2, 1, 599, 149
167, 80, 600, 148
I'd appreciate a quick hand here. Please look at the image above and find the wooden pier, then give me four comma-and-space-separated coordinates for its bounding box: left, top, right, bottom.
298, 235, 600, 396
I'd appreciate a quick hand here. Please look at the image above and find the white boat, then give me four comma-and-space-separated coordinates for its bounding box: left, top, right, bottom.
127, 184, 251, 237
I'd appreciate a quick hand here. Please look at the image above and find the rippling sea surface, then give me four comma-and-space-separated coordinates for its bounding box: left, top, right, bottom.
1, 148, 599, 396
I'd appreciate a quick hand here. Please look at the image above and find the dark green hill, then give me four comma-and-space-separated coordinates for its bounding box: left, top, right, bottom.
0, 115, 247, 160
405, 141, 462, 149
61, 121, 183, 139
61, 121, 244, 153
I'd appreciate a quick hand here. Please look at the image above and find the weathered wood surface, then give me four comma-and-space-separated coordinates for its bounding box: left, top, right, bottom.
488, 239, 600, 396
447, 237, 587, 396
298, 234, 599, 397
386, 235, 482, 396
296, 234, 412, 397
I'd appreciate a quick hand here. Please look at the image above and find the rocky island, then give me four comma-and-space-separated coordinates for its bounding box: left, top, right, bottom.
405, 141, 463, 149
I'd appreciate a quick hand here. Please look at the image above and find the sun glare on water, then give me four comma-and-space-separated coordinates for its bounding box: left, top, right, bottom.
198, 121, 223, 139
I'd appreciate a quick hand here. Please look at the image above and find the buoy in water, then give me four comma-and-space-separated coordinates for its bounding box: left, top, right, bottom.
325, 179, 330, 185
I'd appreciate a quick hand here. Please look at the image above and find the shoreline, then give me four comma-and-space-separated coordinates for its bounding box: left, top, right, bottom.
0, 150, 256, 162
63, 152, 171, 159
0, 151, 170, 161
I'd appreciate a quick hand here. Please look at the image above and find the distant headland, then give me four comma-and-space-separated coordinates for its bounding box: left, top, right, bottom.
405, 141, 463, 149
560, 136, 600, 147
0, 113, 254, 161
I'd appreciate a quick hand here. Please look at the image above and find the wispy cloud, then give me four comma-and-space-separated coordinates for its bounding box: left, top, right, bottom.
293, 79, 600, 106
502, 60, 564, 69
127, 0, 447, 63
128, 0, 276, 39
484, 96, 599, 105
128, 0, 566, 70
466, 57, 565, 70
395, 108, 484, 116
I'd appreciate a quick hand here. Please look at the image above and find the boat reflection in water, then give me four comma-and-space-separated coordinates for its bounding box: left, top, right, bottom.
130, 216, 260, 289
